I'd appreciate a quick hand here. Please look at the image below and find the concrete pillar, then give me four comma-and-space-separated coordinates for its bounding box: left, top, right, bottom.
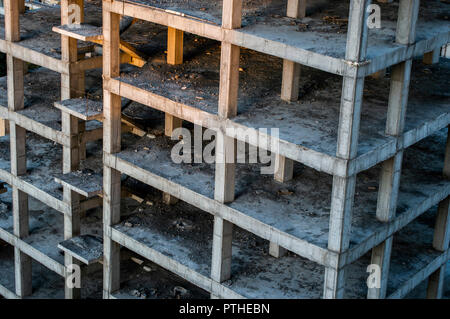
102, 6, 122, 299
368, 0, 419, 299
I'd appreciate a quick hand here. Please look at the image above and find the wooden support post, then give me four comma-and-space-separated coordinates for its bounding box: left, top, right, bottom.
164, 114, 183, 138
5, 0, 32, 298
287, 0, 306, 18
165, 27, 184, 144
0, 119, 8, 137
210, 0, 241, 298
423, 48, 441, 65
281, 0, 305, 102
102, 6, 122, 299
167, 27, 184, 65
274, 154, 294, 183
427, 128, 450, 298
324, 0, 371, 299
368, 0, 419, 299
162, 192, 179, 205
281, 61, 301, 102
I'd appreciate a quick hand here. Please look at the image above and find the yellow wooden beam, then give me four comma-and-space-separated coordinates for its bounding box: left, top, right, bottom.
167, 27, 184, 65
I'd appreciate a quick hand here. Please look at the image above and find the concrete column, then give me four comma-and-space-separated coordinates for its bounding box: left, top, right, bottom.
210, 0, 242, 298
324, 0, 372, 299
102, 6, 122, 299
368, 0, 419, 299
5, 0, 32, 298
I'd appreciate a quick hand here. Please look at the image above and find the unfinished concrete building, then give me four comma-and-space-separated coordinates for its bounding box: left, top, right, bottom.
0, 0, 449, 299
